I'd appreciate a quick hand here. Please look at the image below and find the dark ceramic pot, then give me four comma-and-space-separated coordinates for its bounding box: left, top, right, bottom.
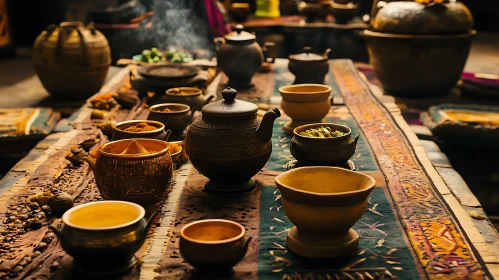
330, 2, 358, 24
214, 25, 264, 88
364, 30, 475, 96
185, 88, 280, 193
112, 120, 170, 141
49, 201, 159, 275
288, 47, 330, 84
290, 123, 359, 166
85, 139, 173, 206
164, 87, 214, 111
366, 1, 476, 96
230, 3, 251, 23
148, 103, 195, 140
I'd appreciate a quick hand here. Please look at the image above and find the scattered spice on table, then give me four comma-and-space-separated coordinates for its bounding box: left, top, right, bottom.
123, 122, 158, 132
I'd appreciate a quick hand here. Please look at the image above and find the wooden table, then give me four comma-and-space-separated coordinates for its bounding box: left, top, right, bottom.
0, 60, 498, 279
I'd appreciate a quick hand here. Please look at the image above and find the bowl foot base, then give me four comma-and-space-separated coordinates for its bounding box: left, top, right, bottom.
286, 227, 359, 258
72, 256, 137, 275
286, 159, 355, 171
204, 179, 256, 194
283, 120, 324, 135
193, 268, 235, 279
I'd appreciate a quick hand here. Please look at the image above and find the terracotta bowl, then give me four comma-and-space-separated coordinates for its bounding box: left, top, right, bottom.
279, 84, 332, 135
168, 141, 183, 162
112, 120, 170, 141
49, 201, 158, 275
291, 123, 359, 166
276, 167, 375, 258
86, 139, 173, 206
148, 103, 194, 139
179, 219, 251, 278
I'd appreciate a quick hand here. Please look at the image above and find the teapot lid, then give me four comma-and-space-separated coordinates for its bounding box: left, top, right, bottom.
224, 25, 256, 45
289, 47, 328, 62
202, 88, 258, 119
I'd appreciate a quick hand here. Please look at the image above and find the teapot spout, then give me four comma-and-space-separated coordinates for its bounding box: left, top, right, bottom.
256, 108, 281, 142
351, 135, 360, 147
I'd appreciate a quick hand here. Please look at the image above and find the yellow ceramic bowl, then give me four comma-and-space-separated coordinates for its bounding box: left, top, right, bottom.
168, 141, 183, 162
275, 166, 375, 258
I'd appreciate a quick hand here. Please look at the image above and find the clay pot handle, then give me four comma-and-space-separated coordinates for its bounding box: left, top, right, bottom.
263, 42, 276, 64
164, 129, 172, 142
324, 48, 331, 58
243, 236, 253, 253
145, 209, 160, 234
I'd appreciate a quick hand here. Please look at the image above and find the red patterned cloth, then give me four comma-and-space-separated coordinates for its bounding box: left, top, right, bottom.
204, 0, 231, 37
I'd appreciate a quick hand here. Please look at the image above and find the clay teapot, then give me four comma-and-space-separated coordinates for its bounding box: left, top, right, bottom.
33, 22, 111, 100
214, 25, 263, 89
185, 88, 280, 193
288, 47, 331, 84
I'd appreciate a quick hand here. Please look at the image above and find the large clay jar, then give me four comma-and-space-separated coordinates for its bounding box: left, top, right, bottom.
214, 25, 263, 89
33, 22, 111, 100
185, 88, 280, 193
288, 47, 330, 84
85, 139, 173, 206
364, 1, 475, 96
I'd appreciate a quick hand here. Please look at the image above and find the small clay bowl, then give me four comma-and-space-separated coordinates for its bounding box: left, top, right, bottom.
112, 120, 170, 141
276, 166, 375, 258
179, 219, 252, 278
291, 123, 359, 166
148, 103, 195, 139
49, 201, 159, 275
168, 141, 183, 162
279, 84, 332, 135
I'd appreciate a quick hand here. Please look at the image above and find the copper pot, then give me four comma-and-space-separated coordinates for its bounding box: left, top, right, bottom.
85, 139, 173, 206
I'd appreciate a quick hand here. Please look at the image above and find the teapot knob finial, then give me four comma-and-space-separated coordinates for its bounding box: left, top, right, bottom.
235, 24, 244, 34
303, 46, 312, 55
222, 87, 237, 103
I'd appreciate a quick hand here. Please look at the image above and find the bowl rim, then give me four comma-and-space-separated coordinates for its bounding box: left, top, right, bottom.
169, 141, 183, 157
165, 87, 202, 97
180, 219, 245, 244
279, 84, 332, 95
149, 103, 191, 114
115, 120, 165, 135
99, 138, 170, 159
62, 200, 145, 231
363, 29, 477, 39
275, 166, 375, 197
293, 123, 352, 139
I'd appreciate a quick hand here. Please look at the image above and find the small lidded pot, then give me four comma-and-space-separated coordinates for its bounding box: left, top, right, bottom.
214, 25, 264, 88
179, 219, 252, 278
288, 46, 330, 84
148, 103, 195, 140
85, 139, 173, 206
112, 120, 170, 141
165, 87, 214, 111
185, 88, 280, 193
49, 201, 159, 275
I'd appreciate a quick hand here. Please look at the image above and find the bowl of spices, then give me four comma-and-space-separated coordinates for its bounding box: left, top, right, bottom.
112, 120, 170, 141
148, 103, 195, 141
85, 139, 173, 206
290, 123, 359, 166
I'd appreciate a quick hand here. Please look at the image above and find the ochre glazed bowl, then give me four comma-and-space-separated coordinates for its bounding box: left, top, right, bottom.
279, 84, 332, 135
291, 123, 359, 166
49, 201, 158, 275
148, 103, 194, 139
86, 139, 173, 206
112, 120, 170, 141
179, 219, 251, 278
276, 167, 375, 258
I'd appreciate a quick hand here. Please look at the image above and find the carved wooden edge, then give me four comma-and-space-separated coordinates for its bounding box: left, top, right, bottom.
358, 71, 499, 277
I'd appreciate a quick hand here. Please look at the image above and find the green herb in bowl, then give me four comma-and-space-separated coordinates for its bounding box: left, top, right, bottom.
299, 126, 346, 138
